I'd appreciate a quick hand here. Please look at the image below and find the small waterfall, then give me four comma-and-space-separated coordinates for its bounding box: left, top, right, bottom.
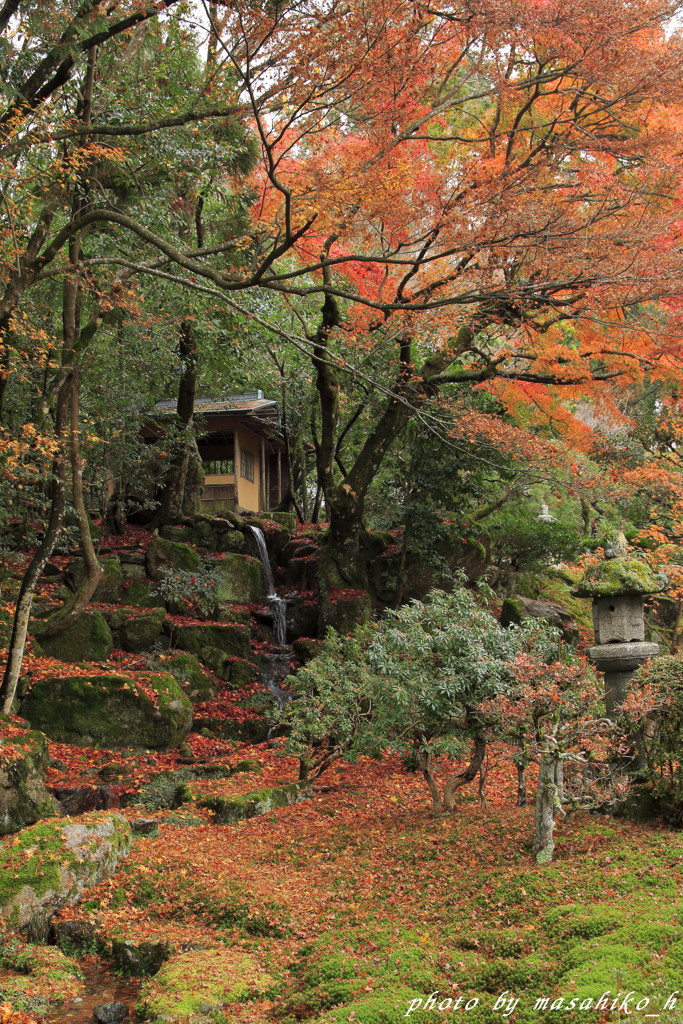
248, 525, 287, 646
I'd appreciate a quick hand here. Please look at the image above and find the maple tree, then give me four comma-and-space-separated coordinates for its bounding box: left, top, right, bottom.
0, 0, 683, 658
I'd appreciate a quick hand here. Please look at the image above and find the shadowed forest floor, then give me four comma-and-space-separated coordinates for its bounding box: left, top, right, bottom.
16, 740, 682, 1024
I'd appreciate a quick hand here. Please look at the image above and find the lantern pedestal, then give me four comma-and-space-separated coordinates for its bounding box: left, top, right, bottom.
587, 641, 660, 719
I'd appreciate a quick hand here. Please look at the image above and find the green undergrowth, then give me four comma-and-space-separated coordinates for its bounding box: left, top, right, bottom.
0, 935, 84, 1014
137, 948, 279, 1020
271, 819, 683, 1024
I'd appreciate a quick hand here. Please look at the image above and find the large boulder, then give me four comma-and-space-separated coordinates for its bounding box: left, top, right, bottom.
245, 518, 289, 560
21, 672, 192, 750
146, 537, 200, 582
119, 608, 167, 653
500, 594, 578, 642
199, 650, 259, 687
212, 553, 266, 605
0, 812, 132, 933
171, 622, 251, 661
118, 553, 148, 581
0, 718, 59, 835
35, 611, 113, 663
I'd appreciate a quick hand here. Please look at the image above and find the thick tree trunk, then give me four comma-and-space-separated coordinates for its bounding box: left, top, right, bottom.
314, 319, 474, 599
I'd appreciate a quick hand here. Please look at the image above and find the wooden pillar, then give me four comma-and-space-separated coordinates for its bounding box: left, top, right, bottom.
233, 428, 240, 510
260, 437, 267, 512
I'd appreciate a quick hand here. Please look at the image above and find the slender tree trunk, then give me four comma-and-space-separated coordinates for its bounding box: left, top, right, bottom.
37, 368, 103, 636
534, 752, 563, 864
0, 380, 70, 711
478, 764, 487, 807
671, 600, 682, 654
421, 750, 444, 816
0, 47, 99, 702
516, 761, 527, 807
156, 319, 203, 525
443, 729, 487, 809
38, 50, 103, 635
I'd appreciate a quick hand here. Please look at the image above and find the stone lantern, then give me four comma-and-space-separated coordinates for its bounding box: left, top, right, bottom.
575, 555, 666, 719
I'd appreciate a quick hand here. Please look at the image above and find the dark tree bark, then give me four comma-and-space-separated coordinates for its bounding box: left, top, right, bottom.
313, 296, 474, 602
155, 318, 204, 526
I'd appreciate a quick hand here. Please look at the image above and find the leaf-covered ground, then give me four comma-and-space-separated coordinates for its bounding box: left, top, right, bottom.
29, 741, 683, 1024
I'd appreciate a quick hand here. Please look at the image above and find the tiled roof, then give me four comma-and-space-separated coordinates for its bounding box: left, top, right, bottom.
155, 394, 278, 416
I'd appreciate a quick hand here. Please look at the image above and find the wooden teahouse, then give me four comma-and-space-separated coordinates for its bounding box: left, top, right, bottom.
144, 392, 288, 515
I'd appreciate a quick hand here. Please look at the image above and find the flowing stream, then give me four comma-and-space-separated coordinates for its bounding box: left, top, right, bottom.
248, 526, 293, 718
248, 526, 287, 645
43, 961, 140, 1024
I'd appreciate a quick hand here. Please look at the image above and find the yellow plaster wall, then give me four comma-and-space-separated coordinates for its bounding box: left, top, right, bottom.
235, 425, 262, 512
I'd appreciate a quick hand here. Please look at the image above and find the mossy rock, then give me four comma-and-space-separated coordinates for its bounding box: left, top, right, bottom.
159, 524, 194, 544
228, 657, 259, 688
34, 611, 113, 663
119, 608, 167, 653
146, 537, 200, 582
538, 573, 593, 636
231, 758, 262, 775
500, 595, 578, 642
21, 672, 192, 750
575, 556, 667, 597
135, 769, 193, 811
171, 621, 251, 661
216, 717, 270, 744
0, 719, 59, 835
0, 812, 132, 933
122, 580, 165, 609
97, 558, 124, 602
217, 604, 251, 625
217, 529, 246, 554
153, 652, 217, 702
265, 511, 297, 534
293, 637, 322, 661
200, 781, 310, 824
65, 557, 122, 603
111, 938, 173, 977
138, 948, 276, 1019
0, 940, 85, 1013
320, 590, 372, 635
213, 552, 266, 604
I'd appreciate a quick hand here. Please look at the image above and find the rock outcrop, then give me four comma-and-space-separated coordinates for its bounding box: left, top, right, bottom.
0, 812, 132, 932
0, 717, 58, 835
21, 672, 192, 750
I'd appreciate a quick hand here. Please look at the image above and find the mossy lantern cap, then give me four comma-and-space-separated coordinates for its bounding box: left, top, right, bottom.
574, 557, 667, 599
